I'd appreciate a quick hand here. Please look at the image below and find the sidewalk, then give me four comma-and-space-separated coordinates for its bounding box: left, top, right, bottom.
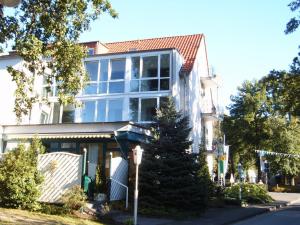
108, 192, 300, 225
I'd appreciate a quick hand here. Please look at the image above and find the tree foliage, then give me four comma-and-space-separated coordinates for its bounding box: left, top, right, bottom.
0, 0, 117, 121
223, 73, 300, 178
0, 138, 45, 210
139, 97, 212, 214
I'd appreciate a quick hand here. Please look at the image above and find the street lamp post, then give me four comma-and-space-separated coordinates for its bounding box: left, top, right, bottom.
237, 162, 243, 201
132, 145, 143, 225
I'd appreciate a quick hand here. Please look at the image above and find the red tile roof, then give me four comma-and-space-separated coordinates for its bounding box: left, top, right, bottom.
103, 34, 203, 74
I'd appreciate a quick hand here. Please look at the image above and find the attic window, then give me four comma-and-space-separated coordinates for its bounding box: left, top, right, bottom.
88, 48, 95, 55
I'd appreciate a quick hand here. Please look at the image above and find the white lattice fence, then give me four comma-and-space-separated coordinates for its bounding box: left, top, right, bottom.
38, 152, 83, 203
110, 157, 128, 201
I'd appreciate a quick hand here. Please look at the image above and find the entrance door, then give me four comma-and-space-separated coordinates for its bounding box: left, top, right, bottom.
88, 143, 98, 179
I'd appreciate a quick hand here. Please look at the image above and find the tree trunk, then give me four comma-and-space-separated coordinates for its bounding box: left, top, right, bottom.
291, 177, 295, 186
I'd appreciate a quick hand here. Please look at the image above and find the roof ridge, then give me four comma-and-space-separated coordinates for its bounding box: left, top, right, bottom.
104, 33, 203, 45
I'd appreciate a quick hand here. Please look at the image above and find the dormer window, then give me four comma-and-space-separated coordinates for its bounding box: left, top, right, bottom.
87, 48, 95, 56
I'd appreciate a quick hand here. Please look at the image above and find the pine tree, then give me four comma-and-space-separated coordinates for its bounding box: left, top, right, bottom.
139, 97, 211, 214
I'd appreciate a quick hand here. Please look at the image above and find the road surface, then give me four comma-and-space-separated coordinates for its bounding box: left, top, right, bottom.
233, 202, 300, 225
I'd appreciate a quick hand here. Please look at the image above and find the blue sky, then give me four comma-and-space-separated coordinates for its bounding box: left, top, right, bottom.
80, 0, 300, 108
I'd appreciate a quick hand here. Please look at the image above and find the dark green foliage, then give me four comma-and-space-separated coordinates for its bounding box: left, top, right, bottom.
60, 185, 87, 212
0, 138, 45, 210
224, 183, 273, 204
139, 97, 212, 214
39, 203, 68, 215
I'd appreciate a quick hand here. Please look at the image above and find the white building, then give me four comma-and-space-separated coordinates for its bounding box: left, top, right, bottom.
0, 34, 221, 178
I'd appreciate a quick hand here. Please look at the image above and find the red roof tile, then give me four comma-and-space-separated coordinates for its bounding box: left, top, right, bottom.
104, 34, 203, 74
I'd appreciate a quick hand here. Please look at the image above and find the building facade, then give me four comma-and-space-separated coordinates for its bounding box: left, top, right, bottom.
0, 34, 221, 178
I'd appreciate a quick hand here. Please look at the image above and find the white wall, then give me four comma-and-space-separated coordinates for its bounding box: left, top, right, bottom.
188, 36, 210, 153
0, 57, 26, 125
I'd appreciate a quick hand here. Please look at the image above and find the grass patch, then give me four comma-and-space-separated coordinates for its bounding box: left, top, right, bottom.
0, 207, 110, 225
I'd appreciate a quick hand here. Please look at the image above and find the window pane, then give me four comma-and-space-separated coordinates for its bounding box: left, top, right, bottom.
141, 98, 157, 121
130, 80, 139, 92
100, 59, 108, 81
85, 61, 98, 81
97, 100, 106, 122
141, 79, 158, 91
61, 142, 76, 149
160, 54, 170, 77
109, 81, 124, 93
62, 105, 75, 123
131, 57, 140, 79
98, 82, 107, 94
160, 78, 170, 90
81, 101, 95, 122
142, 56, 158, 77
52, 102, 60, 123
130, 98, 139, 122
108, 99, 123, 122
111, 58, 125, 80
40, 112, 48, 124
42, 86, 51, 97
83, 83, 97, 95
160, 97, 169, 108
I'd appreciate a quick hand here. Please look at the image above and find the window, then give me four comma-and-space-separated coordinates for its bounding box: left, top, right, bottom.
62, 105, 75, 123
83, 58, 125, 95
129, 97, 168, 122
97, 100, 106, 122
141, 98, 157, 121
108, 99, 123, 122
129, 98, 139, 122
81, 101, 95, 122
111, 59, 125, 80
85, 61, 98, 81
130, 54, 170, 93
40, 111, 48, 124
131, 57, 140, 79
52, 102, 60, 123
142, 56, 158, 78
87, 48, 95, 56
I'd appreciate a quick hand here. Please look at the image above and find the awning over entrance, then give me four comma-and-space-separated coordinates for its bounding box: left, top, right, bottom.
1, 121, 150, 141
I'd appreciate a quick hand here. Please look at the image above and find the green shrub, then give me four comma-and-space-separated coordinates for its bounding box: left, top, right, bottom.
60, 185, 87, 212
0, 139, 45, 210
39, 203, 68, 215
224, 183, 273, 204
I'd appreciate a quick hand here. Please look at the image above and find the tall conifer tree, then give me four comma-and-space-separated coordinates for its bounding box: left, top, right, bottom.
139, 97, 211, 214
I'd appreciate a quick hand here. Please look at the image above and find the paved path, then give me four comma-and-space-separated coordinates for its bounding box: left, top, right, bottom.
232, 201, 300, 225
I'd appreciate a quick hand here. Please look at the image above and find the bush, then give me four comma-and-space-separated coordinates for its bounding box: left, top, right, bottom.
60, 185, 87, 212
224, 183, 273, 204
0, 139, 44, 210
39, 203, 68, 215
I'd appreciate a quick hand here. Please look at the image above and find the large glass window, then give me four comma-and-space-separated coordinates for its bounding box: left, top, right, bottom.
129, 98, 139, 122
81, 101, 95, 122
109, 81, 124, 93
130, 54, 170, 93
131, 57, 140, 79
97, 100, 106, 122
129, 97, 168, 122
142, 56, 158, 78
83, 83, 97, 95
111, 59, 125, 80
100, 59, 108, 81
160, 54, 170, 77
141, 98, 157, 121
108, 99, 123, 122
85, 61, 98, 81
